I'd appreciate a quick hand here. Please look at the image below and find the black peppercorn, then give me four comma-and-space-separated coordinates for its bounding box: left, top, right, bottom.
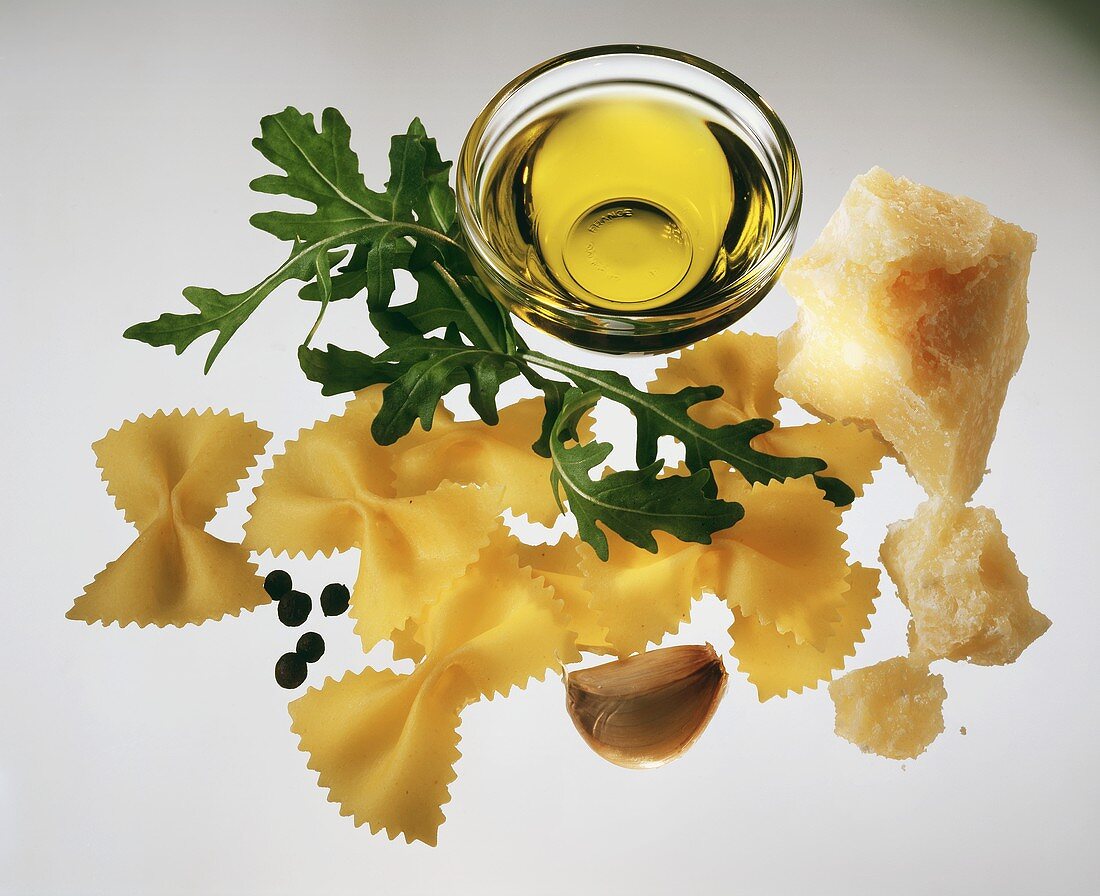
275, 652, 307, 689
263, 569, 292, 600
296, 631, 325, 663
320, 582, 351, 616
277, 590, 312, 627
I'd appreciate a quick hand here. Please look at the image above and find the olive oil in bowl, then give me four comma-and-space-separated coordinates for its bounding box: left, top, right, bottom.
458, 47, 801, 353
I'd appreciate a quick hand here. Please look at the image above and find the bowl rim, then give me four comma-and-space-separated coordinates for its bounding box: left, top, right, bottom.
456, 44, 802, 329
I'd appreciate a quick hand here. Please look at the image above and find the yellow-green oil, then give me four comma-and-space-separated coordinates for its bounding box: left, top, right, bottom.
480, 87, 776, 316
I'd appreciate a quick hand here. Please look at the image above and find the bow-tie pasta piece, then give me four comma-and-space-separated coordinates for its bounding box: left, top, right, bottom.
290, 528, 578, 845
579, 530, 711, 657
245, 389, 504, 649
881, 498, 1049, 666
345, 480, 504, 649
708, 474, 851, 649
244, 388, 392, 558
68, 410, 272, 627
393, 398, 561, 527
650, 331, 783, 427
514, 536, 612, 655
290, 665, 465, 845
394, 533, 607, 662
729, 564, 879, 701
579, 473, 851, 656
829, 655, 947, 760
751, 421, 888, 503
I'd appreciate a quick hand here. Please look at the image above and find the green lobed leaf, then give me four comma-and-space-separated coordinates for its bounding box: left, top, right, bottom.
126, 110, 473, 370
298, 343, 399, 395
548, 389, 744, 561
369, 330, 521, 444
398, 253, 513, 351
298, 243, 371, 303
403, 118, 458, 234
524, 352, 856, 507
124, 242, 350, 372
249, 106, 390, 241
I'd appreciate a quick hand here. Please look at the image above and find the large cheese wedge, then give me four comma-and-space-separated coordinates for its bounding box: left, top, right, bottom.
777, 167, 1035, 501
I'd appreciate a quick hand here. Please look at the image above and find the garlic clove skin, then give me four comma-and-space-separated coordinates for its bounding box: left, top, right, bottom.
565, 644, 727, 769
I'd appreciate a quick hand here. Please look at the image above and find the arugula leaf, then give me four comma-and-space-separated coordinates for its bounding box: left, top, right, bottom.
385, 117, 456, 232
549, 390, 744, 561
248, 107, 389, 240
301, 326, 520, 442
298, 243, 371, 303
398, 118, 458, 234
524, 351, 855, 507
125, 109, 464, 370
123, 241, 351, 373
298, 343, 398, 395
395, 253, 513, 351
530, 374, 571, 459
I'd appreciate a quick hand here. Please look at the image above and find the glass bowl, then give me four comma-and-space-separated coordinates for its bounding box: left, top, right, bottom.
456, 44, 802, 354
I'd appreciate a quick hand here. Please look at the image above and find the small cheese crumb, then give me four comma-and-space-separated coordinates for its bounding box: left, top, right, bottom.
960, 726, 967, 736
881, 499, 1050, 665
777, 167, 1035, 501
829, 656, 946, 760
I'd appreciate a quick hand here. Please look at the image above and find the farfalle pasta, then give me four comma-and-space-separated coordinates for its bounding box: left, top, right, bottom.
290, 527, 579, 844
514, 536, 611, 654
758, 421, 888, 501
651, 331, 782, 427
394, 397, 561, 526
580, 475, 850, 656
709, 474, 850, 648
68, 410, 271, 627
394, 532, 609, 662
729, 563, 879, 701
580, 530, 711, 657
244, 387, 504, 649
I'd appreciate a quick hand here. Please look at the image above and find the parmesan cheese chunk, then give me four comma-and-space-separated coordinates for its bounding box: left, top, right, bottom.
829, 656, 946, 760
881, 499, 1050, 666
777, 167, 1035, 501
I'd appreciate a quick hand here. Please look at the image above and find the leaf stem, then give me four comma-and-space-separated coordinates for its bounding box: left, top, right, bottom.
302, 253, 333, 348
430, 261, 504, 353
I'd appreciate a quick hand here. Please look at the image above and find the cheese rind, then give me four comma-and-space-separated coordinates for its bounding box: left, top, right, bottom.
777, 167, 1035, 501
881, 499, 1049, 666
829, 656, 946, 760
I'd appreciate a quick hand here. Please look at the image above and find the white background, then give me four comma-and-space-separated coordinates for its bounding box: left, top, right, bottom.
2, 1, 1098, 893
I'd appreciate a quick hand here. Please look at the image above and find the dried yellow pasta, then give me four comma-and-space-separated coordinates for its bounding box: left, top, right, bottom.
579, 475, 850, 656
394, 533, 609, 661
290, 527, 579, 845
579, 530, 711, 657
514, 536, 611, 654
752, 421, 888, 501
729, 563, 880, 700
68, 410, 271, 627
244, 388, 504, 649
709, 476, 850, 649
394, 398, 561, 526
651, 331, 782, 426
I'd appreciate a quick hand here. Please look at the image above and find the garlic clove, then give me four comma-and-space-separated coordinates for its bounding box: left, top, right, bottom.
565, 643, 727, 769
